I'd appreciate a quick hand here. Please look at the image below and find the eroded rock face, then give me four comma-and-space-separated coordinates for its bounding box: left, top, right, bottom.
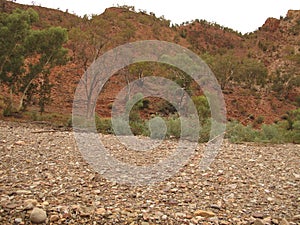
262, 18, 280, 32
287, 10, 300, 20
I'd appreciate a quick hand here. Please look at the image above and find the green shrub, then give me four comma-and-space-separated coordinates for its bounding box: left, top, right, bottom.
260, 124, 286, 143
225, 114, 299, 144
255, 115, 264, 124
199, 119, 212, 143
166, 117, 181, 138
3, 105, 13, 117
95, 116, 113, 134
292, 120, 300, 143
112, 117, 132, 136
126, 93, 144, 113
129, 110, 141, 122
191, 95, 211, 123
225, 121, 258, 143
66, 116, 72, 127
30, 111, 39, 121
90, 108, 300, 145
180, 116, 200, 141
147, 117, 166, 139
277, 120, 290, 130
130, 120, 147, 136
288, 108, 300, 121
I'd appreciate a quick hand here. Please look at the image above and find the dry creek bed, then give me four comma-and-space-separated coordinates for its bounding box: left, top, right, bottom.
0, 120, 299, 224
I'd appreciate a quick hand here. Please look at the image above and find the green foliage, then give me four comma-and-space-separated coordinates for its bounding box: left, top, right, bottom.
110, 117, 127, 135
191, 95, 211, 123
225, 121, 259, 143
147, 117, 166, 139
165, 117, 181, 138
179, 29, 187, 38
198, 119, 212, 142
260, 124, 286, 143
288, 108, 300, 121
237, 58, 268, 88
288, 53, 300, 66
292, 120, 300, 143
0, 9, 38, 87
92, 108, 300, 144
130, 120, 147, 136
164, 116, 209, 142
226, 109, 300, 143
126, 93, 145, 116
160, 53, 197, 94
202, 52, 239, 89
2, 103, 14, 117
202, 52, 268, 90
0, 9, 68, 113
254, 115, 264, 125
95, 116, 113, 134
128, 62, 153, 79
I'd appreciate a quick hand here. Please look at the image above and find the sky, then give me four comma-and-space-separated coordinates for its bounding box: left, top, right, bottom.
16, 0, 300, 34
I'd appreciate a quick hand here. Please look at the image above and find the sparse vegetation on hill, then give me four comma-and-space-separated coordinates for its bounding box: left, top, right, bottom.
0, 2, 299, 143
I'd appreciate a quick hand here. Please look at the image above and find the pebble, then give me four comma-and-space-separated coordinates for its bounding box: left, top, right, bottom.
23, 199, 38, 210
161, 214, 168, 220
42, 201, 49, 207
252, 212, 265, 219
194, 210, 216, 217
14, 218, 23, 224
210, 204, 221, 210
95, 208, 106, 215
219, 220, 230, 225
29, 208, 47, 224
292, 215, 300, 222
279, 218, 290, 225
175, 212, 186, 218
16, 190, 31, 195
0, 121, 299, 224
253, 219, 265, 225
49, 214, 59, 222
15, 140, 26, 146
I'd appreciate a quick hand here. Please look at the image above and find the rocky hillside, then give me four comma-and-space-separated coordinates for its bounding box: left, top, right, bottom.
2, 2, 300, 123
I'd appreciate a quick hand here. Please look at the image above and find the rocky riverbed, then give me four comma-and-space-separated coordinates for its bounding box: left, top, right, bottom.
0, 121, 299, 224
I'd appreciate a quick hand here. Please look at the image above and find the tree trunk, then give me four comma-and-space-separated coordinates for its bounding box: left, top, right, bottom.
17, 79, 34, 111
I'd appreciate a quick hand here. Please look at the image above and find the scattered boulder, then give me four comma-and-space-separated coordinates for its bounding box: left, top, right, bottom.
30, 208, 47, 224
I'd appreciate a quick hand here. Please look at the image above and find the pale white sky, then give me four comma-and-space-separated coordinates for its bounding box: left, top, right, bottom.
17, 0, 299, 34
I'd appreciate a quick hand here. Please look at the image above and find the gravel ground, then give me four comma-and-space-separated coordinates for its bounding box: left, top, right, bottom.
0, 120, 299, 225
